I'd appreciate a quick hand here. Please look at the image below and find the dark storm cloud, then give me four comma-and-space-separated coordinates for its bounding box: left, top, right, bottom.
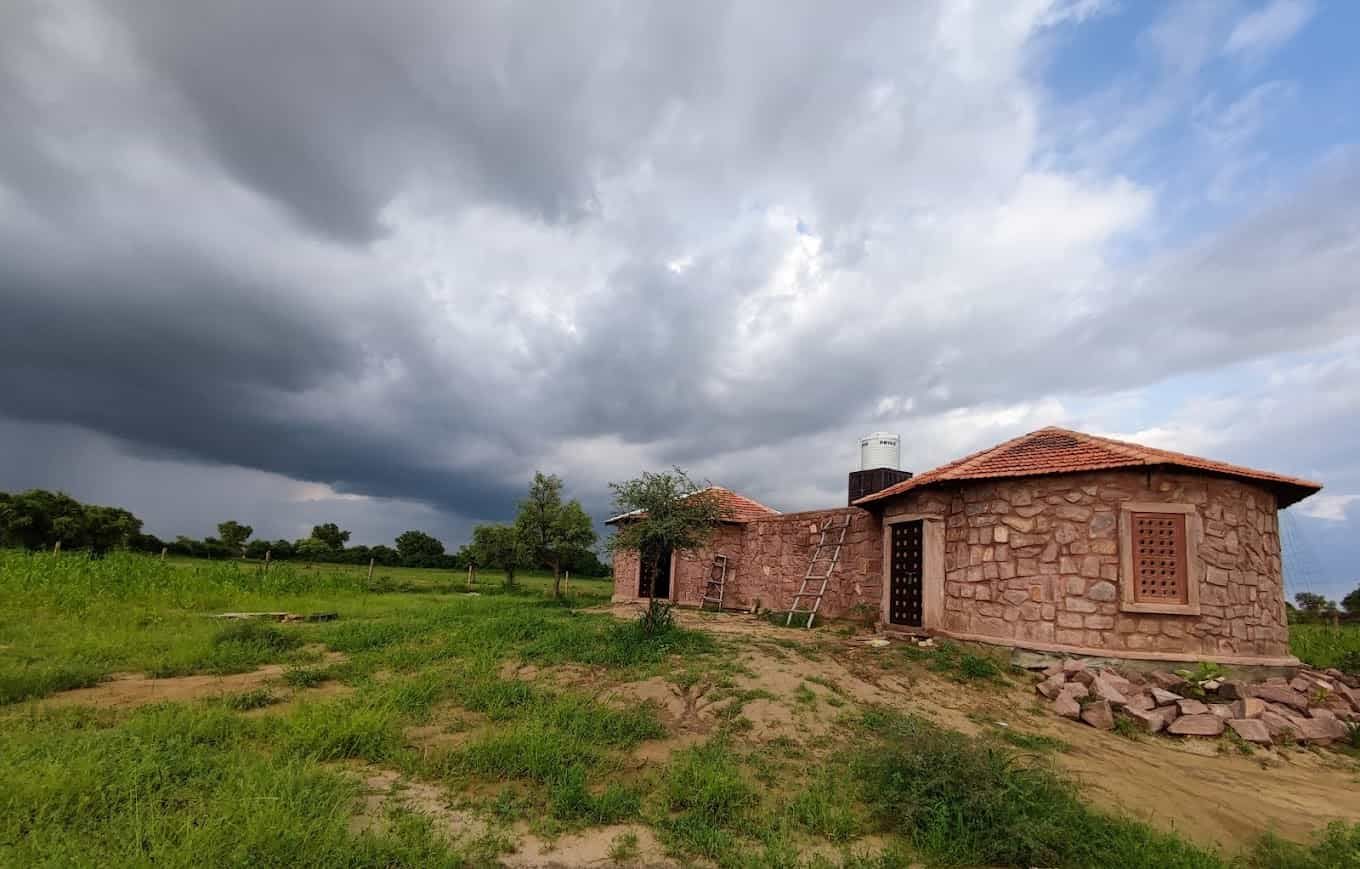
2, 0, 1359, 547
105, 0, 698, 241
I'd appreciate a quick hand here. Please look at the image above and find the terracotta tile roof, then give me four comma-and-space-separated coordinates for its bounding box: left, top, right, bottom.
854, 427, 1322, 509
606, 486, 780, 524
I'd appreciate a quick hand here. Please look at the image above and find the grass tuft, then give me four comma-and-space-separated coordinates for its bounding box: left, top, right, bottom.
850, 708, 1220, 868
220, 687, 278, 711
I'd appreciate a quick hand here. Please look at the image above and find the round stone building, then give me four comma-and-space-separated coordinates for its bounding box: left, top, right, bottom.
856, 427, 1320, 666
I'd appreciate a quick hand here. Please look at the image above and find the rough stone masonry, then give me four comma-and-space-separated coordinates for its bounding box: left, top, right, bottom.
880, 469, 1290, 662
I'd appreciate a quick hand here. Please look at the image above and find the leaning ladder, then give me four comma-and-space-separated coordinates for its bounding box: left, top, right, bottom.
787, 514, 852, 628
701, 554, 729, 611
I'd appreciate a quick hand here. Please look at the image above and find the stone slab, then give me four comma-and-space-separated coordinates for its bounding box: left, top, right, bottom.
1167, 713, 1225, 737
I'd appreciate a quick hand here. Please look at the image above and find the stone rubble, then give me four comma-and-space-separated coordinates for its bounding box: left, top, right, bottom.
1035, 661, 1360, 747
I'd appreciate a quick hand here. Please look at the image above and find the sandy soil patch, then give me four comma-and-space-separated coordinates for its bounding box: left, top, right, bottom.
42, 666, 287, 709
1051, 717, 1360, 849
349, 765, 678, 867
36, 651, 346, 711
348, 767, 491, 840
502, 824, 675, 868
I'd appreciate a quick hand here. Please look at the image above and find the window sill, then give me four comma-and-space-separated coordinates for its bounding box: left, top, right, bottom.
1119, 601, 1200, 616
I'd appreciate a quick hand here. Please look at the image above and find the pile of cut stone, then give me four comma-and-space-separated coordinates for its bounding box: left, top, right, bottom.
1036, 660, 1360, 746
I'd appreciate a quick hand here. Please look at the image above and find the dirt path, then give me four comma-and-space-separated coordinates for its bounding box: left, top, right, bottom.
1054, 721, 1360, 849
35, 651, 346, 711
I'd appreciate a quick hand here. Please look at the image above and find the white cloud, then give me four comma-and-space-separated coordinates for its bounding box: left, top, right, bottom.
1224, 0, 1315, 59
1296, 495, 1359, 522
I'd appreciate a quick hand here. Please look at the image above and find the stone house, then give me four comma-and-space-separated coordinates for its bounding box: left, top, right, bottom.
609, 427, 1321, 667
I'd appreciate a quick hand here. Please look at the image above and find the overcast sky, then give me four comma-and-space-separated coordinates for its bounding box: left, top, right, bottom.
1, 1, 1357, 597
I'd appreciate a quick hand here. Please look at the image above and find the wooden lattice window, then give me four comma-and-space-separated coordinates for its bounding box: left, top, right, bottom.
1130, 512, 1187, 605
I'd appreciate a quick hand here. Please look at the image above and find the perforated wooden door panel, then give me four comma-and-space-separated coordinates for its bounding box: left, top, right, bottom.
889, 520, 923, 626
1131, 512, 1187, 604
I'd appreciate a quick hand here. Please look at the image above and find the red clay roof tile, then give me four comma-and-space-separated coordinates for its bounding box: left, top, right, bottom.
853, 427, 1321, 509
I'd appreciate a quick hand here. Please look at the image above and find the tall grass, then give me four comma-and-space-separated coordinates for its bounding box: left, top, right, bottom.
1290, 623, 1360, 672
0, 704, 464, 867
0, 550, 366, 608
850, 709, 1221, 868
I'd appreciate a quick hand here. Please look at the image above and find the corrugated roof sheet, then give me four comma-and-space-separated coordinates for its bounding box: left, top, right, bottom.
853, 427, 1322, 509
606, 486, 780, 524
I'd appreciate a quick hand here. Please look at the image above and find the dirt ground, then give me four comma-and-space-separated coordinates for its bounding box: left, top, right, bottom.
38, 648, 349, 711
31, 605, 1360, 863
608, 605, 1360, 852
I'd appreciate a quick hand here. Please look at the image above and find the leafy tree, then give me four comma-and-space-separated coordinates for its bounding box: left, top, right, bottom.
217, 521, 253, 557
472, 523, 529, 587
1295, 592, 1339, 621
369, 544, 399, 566
244, 539, 271, 560
514, 472, 597, 599
129, 532, 165, 554
606, 469, 724, 601
82, 506, 142, 553
395, 530, 445, 567
563, 547, 609, 577
295, 537, 332, 560
0, 490, 141, 552
269, 539, 295, 560
310, 523, 350, 552
1343, 585, 1360, 617
0, 490, 86, 550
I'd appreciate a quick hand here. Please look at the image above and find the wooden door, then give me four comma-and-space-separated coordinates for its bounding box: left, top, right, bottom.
889, 520, 923, 626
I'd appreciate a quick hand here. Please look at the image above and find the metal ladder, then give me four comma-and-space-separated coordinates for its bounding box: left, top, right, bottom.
787, 514, 852, 628
701, 554, 729, 611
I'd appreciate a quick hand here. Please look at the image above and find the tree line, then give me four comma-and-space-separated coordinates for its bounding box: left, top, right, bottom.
0, 473, 608, 582
1291, 590, 1360, 624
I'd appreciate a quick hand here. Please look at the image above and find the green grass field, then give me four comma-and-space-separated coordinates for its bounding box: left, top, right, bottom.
1, 550, 1356, 867
1290, 623, 1360, 671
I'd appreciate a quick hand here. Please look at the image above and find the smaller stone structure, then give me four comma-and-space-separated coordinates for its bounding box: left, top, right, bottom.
609, 489, 881, 620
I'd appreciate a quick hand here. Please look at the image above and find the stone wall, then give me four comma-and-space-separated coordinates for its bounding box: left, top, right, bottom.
732, 508, 882, 618
610, 508, 883, 619
669, 523, 749, 607
611, 547, 640, 601
882, 470, 1290, 663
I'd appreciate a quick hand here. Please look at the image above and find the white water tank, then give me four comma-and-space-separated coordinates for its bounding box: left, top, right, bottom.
860, 432, 900, 470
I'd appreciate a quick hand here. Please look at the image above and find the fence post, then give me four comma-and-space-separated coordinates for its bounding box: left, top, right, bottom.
160, 546, 167, 562
53, 540, 61, 555
367, 558, 375, 582
265, 549, 272, 571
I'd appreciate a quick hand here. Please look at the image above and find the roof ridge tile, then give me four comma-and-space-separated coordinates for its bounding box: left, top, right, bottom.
855, 427, 1321, 508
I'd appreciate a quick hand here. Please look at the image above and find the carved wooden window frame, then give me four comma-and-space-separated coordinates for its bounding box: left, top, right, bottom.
1118, 502, 1201, 616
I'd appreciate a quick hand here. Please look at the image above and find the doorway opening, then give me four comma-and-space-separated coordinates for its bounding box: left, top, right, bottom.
638, 546, 672, 599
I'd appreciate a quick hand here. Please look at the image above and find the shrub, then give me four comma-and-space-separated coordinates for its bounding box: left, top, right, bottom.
638, 598, 675, 636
